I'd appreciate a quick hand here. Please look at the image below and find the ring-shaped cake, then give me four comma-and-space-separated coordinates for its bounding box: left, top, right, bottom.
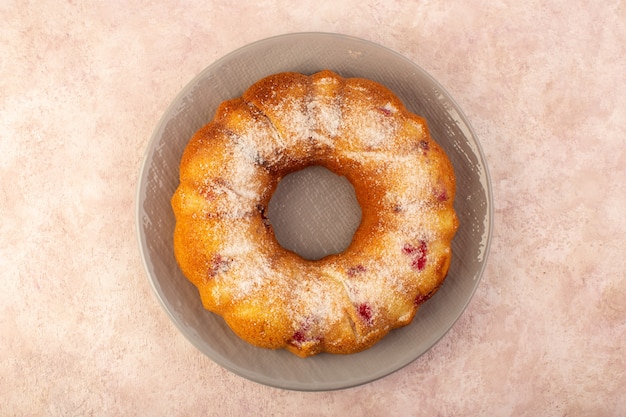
171, 70, 458, 357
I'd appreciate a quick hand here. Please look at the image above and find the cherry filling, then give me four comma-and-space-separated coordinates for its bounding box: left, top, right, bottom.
347, 264, 367, 277
291, 330, 307, 345
357, 303, 373, 324
289, 320, 321, 346
378, 106, 393, 116
402, 240, 428, 271
435, 187, 449, 202
208, 254, 231, 278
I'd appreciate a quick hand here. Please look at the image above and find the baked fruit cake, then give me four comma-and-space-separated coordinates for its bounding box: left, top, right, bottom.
171, 70, 458, 357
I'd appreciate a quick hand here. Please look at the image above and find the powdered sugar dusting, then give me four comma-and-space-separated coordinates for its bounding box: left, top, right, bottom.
290, 278, 335, 328
358, 108, 397, 148
173, 70, 458, 355
383, 157, 432, 210
381, 101, 397, 114
209, 220, 273, 303
194, 161, 262, 218
308, 98, 342, 141
270, 97, 316, 145
315, 76, 338, 86
324, 242, 415, 327
234, 113, 286, 166
224, 259, 270, 301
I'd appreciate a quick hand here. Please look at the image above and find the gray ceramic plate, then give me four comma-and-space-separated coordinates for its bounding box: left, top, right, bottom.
136, 33, 493, 391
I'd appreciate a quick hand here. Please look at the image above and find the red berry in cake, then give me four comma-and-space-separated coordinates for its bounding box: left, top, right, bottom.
402, 243, 417, 255
208, 254, 230, 277
357, 303, 373, 324
347, 265, 367, 277
289, 318, 321, 346
402, 240, 428, 271
435, 188, 448, 202
378, 106, 393, 116
413, 252, 427, 271
291, 330, 307, 344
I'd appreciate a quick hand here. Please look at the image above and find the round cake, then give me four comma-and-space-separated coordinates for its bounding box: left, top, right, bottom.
171, 70, 458, 357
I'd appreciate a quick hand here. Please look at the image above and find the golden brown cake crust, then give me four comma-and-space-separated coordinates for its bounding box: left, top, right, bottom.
171, 70, 458, 357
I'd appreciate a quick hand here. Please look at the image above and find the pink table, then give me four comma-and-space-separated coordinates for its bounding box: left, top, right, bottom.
2, 1, 624, 415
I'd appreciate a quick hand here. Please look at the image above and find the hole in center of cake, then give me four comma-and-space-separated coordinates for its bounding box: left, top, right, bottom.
267, 165, 362, 261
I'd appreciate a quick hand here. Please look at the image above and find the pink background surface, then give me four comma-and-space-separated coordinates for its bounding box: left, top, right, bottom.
2, 1, 625, 415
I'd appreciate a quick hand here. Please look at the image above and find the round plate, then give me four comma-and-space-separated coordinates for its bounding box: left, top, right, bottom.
136, 32, 493, 391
